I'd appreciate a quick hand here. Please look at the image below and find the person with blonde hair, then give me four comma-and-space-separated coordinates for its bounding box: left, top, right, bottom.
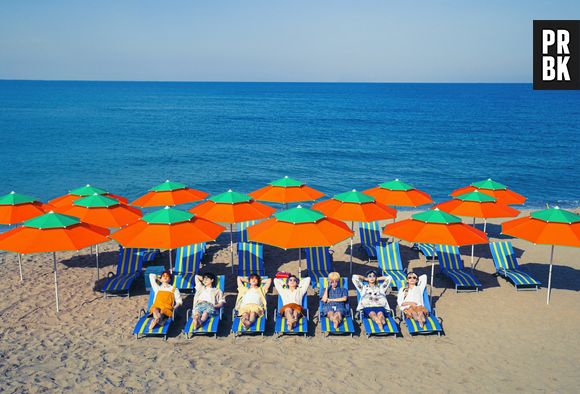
397, 272, 429, 328
320, 272, 349, 329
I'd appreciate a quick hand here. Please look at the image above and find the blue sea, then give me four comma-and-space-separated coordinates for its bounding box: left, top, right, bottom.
1, 81, 578, 209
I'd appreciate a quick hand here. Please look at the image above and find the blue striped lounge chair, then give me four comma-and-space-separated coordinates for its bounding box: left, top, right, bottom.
318, 277, 355, 337
183, 275, 225, 338
402, 288, 443, 336
119, 246, 159, 263
376, 242, 407, 290
238, 242, 265, 276
101, 248, 145, 296
231, 277, 268, 336
414, 243, 437, 260
133, 289, 176, 340
435, 245, 481, 292
238, 220, 258, 243
274, 290, 309, 337
355, 283, 400, 338
489, 241, 541, 291
304, 247, 334, 289
359, 221, 383, 260
173, 243, 206, 291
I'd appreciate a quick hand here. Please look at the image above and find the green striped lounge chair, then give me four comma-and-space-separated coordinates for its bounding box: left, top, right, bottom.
101, 248, 145, 296
304, 247, 334, 289
183, 275, 225, 338
133, 289, 176, 340
376, 242, 407, 290
231, 277, 268, 336
355, 283, 400, 338
173, 243, 206, 291
402, 288, 443, 336
318, 277, 355, 337
274, 290, 309, 337
238, 242, 265, 276
358, 221, 382, 260
414, 243, 437, 260
435, 245, 481, 292
238, 220, 258, 243
489, 241, 541, 291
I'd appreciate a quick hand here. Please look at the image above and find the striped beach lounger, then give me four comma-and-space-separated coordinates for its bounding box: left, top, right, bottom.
238, 242, 265, 276
402, 288, 443, 336
318, 277, 354, 337
489, 241, 541, 291
436, 245, 481, 292
274, 291, 309, 337
376, 242, 407, 290
238, 220, 258, 243
133, 289, 175, 340
136, 248, 159, 263
173, 243, 206, 291
183, 275, 225, 338
359, 221, 383, 260
355, 283, 399, 338
101, 248, 145, 296
415, 243, 437, 260
232, 277, 268, 336
304, 247, 334, 289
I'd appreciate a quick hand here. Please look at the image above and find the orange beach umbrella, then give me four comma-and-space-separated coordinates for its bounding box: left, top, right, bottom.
249, 176, 325, 206
190, 190, 276, 272
0, 212, 110, 312
111, 207, 225, 271
451, 178, 526, 205
130, 180, 208, 207
502, 207, 580, 304
0, 191, 51, 226
247, 206, 353, 275
49, 184, 128, 208
363, 179, 433, 207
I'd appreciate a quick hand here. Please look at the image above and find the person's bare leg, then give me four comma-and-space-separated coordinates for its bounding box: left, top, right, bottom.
292, 310, 302, 329
377, 311, 386, 326
200, 311, 210, 325
149, 308, 161, 330
368, 311, 380, 325
418, 311, 426, 328
284, 309, 294, 330
326, 311, 336, 327
249, 311, 258, 327
192, 312, 201, 329
334, 312, 343, 329
241, 312, 251, 329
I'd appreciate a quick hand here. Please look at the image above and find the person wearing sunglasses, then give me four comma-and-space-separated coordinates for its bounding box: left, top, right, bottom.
274, 274, 311, 331
352, 270, 392, 327
397, 272, 428, 328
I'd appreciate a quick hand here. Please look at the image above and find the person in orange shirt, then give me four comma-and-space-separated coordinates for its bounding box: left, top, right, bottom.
149, 271, 183, 330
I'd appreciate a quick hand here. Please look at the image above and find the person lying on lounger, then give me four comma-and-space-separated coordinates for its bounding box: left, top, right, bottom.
236, 274, 272, 329
352, 270, 392, 326
190, 272, 226, 330
149, 271, 183, 330
320, 272, 349, 330
274, 274, 311, 331
397, 272, 428, 328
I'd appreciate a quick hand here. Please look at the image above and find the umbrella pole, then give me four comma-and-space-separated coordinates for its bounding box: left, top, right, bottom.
471, 218, 475, 271
96, 244, 100, 281
298, 248, 302, 277
18, 253, 23, 282
429, 254, 435, 306
349, 221, 354, 276
53, 252, 60, 313
483, 219, 487, 233
169, 249, 173, 272
230, 224, 234, 274
547, 245, 555, 305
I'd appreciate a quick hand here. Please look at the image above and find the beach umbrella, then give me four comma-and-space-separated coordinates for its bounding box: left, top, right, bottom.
502, 207, 580, 304
110, 206, 225, 271
247, 206, 353, 275
0, 212, 110, 312
49, 184, 128, 209
249, 176, 325, 207
62, 194, 142, 280
312, 190, 396, 274
363, 179, 433, 208
0, 191, 52, 226
434, 190, 520, 268
189, 190, 276, 272
383, 209, 488, 303
451, 178, 526, 205
130, 180, 208, 208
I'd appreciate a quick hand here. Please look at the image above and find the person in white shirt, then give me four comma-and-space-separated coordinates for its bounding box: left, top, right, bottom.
274, 275, 311, 331
190, 272, 226, 330
352, 270, 392, 326
397, 272, 428, 328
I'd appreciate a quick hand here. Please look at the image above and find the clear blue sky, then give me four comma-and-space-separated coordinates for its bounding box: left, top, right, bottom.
0, 0, 578, 82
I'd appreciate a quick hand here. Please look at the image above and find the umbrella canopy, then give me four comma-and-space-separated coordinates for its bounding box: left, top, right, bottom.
434, 191, 520, 219
363, 179, 433, 207
111, 207, 225, 250
49, 184, 128, 208
249, 176, 325, 204
0, 191, 52, 225
130, 180, 208, 207
62, 194, 142, 228
451, 178, 526, 205
502, 207, 579, 304
0, 212, 110, 312
189, 190, 275, 223
312, 190, 397, 222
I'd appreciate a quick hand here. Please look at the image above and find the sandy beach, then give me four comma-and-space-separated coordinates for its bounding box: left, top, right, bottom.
1, 211, 578, 393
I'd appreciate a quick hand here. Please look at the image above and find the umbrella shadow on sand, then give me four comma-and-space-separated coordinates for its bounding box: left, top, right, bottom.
474, 223, 514, 240
519, 263, 580, 292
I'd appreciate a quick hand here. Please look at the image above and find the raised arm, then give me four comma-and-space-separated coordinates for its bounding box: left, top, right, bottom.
397, 287, 406, 307
273, 278, 285, 294
215, 289, 226, 308
418, 274, 427, 293
149, 273, 159, 292
262, 278, 273, 292
352, 275, 364, 292
379, 275, 392, 294
194, 274, 203, 289
298, 277, 311, 296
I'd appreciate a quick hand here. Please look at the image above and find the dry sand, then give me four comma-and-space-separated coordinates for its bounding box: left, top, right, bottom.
0, 211, 579, 393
